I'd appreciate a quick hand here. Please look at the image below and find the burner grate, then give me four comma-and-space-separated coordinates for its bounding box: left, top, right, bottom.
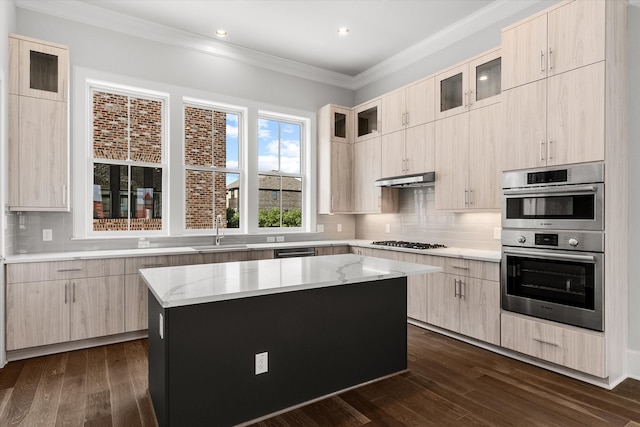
371, 240, 447, 250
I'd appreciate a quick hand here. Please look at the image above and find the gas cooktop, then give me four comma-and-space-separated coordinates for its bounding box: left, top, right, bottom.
371, 240, 447, 250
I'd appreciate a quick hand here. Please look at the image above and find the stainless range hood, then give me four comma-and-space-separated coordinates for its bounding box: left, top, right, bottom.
375, 171, 435, 188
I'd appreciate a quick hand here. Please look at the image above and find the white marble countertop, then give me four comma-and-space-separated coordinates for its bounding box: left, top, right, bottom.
140, 253, 442, 308
3, 239, 500, 263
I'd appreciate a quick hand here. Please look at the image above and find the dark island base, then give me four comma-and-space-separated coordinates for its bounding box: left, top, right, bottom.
148, 277, 408, 427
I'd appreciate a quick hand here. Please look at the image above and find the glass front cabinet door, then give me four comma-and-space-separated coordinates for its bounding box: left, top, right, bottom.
435, 48, 501, 119
11, 36, 69, 102
354, 99, 381, 142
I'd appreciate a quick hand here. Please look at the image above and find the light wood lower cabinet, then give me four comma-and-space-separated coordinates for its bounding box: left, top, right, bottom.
6, 259, 125, 351
427, 258, 501, 345
501, 312, 605, 378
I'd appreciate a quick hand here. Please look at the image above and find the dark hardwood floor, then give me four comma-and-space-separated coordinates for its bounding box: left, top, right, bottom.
1, 325, 640, 426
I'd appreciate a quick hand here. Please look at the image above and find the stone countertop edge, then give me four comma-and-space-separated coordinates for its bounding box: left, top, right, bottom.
3, 240, 501, 263
140, 253, 443, 309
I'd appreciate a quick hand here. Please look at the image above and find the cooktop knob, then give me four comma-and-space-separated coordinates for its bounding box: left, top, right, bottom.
568, 238, 579, 247
517, 236, 526, 244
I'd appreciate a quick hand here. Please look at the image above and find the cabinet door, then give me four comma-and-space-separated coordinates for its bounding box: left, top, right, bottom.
330, 141, 353, 212
546, 62, 605, 166
458, 278, 500, 345
381, 88, 405, 135
469, 103, 502, 209
381, 130, 405, 178
469, 49, 501, 110
6, 280, 69, 350
354, 99, 381, 142
501, 14, 547, 90
405, 123, 434, 176
330, 106, 351, 143
502, 81, 547, 171
354, 137, 381, 212
15, 96, 67, 210
125, 274, 148, 332
435, 113, 469, 210
426, 273, 459, 332
70, 276, 125, 341
406, 77, 435, 127
435, 63, 469, 120
547, 0, 605, 77
17, 38, 68, 101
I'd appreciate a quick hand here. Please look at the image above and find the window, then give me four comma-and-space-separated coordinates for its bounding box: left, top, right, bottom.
183, 99, 242, 231
91, 85, 167, 233
257, 115, 304, 229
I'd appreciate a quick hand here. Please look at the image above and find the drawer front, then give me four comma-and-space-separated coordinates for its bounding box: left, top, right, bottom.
446, 258, 499, 281
125, 256, 173, 275
7, 258, 124, 283
501, 312, 605, 377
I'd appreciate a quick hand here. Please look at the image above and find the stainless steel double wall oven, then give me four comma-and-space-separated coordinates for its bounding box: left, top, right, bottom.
501, 163, 604, 331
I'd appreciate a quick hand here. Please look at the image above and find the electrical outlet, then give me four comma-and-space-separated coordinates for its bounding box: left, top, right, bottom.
316, 224, 325, 233
255, 352, 268, 375
267, 236, 275, 243
493, 227, 502, 240
138, 238, 150, 248
337, 223, 342, 232
385, 224, 391, 233
276, 236, 285, 242
42, 229, 53, 241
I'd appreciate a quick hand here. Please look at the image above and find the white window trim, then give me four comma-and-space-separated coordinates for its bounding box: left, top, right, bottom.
253, 110, 311, 233
80, 79, 170, 238
181, 96, 247, 235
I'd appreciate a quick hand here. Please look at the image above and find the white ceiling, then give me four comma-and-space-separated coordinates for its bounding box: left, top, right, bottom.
16, 0, 550, 89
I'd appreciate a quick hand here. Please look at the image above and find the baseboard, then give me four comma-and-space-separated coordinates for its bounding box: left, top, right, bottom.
627, 348, 640, 380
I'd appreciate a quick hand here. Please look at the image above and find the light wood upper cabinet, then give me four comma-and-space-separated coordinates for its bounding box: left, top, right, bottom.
502, 0, 605, 91
503, 61, 604, 170
8, 34, 69, 212
353, 136, 398, 213
382, 77, 434, 135
354, 99, 381, 142
435, 102, 502, 211
435, 48, 501, 120
317, 104, 353, 214
10, 35, 69, 101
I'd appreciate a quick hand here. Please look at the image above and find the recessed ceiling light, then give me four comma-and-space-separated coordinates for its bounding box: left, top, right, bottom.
216, 29, 228, 37
337, 27, 349, 36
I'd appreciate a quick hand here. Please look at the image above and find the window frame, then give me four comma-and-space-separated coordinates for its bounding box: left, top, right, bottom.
255, 111, 310, 232
181, 97, 247, 235
85, 79, 170, 238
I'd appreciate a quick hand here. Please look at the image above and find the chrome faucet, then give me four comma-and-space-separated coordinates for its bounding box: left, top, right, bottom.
215, 214, 224, 246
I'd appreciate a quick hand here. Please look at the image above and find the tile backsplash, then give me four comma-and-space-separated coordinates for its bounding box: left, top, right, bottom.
355, 187, 501, 251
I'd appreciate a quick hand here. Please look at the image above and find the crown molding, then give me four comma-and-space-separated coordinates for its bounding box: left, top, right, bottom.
17, 0, 546, 91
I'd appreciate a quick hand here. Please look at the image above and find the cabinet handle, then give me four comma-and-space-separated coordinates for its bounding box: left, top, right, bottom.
72, 283, 76, 303
460, 280, 465, 299
464, 189, 469, 206
540, 50, 545, 74
451, 265, 469, 270
468, 189, 473, 205
539, 141, 545, 162
57, 268, 82, 273
142, 263, 166, 268
533, 338, 559, 347
64, 283, 68, 304
405, 158, 409, 173
468, 90, 474, 106
547, 140, 553, 161
463, 91, 468, 107
548, 48, 553, 70
454, 278, 459, 297
405, 112, 410, 126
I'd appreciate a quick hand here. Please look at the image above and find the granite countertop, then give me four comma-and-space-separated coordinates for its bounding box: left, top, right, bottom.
140, 253, 443, 308
3, 239, 501, 263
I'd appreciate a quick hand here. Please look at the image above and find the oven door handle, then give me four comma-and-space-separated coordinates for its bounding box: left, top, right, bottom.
502, 185, 596, 197
504, 250, 596, 263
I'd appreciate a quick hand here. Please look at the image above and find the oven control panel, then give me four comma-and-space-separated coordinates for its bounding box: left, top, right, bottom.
502, 229, 603, 253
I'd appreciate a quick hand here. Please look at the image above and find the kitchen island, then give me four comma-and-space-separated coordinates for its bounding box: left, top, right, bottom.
140, 253, 441, 427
